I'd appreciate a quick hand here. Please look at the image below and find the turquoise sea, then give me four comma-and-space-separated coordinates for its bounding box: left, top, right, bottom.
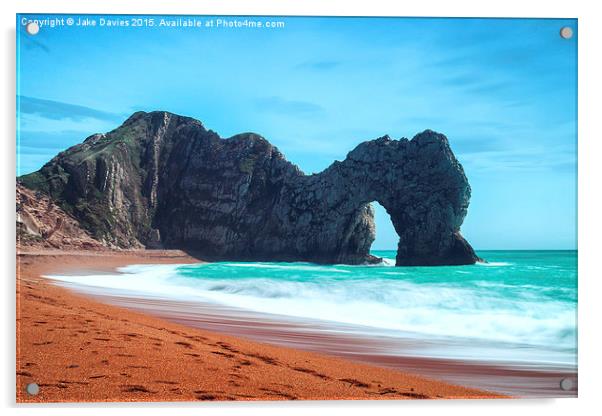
47, 250, 577, 367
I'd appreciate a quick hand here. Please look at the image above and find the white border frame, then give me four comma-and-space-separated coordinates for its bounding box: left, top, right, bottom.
3, 1, 600, 415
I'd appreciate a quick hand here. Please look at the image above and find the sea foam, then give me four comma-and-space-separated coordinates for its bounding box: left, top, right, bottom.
45, 251, 577, 365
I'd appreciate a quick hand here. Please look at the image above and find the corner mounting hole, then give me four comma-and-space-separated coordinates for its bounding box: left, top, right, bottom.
560, 26, 573, 39
26, 22, 40, 36
559, 378, 574, 391
26, 382, 39, 395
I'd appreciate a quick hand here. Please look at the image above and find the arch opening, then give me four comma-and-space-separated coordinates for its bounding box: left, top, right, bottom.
370, 201, 398, 261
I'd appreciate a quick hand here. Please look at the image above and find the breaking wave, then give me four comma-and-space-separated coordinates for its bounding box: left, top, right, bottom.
45, 250, 577, 365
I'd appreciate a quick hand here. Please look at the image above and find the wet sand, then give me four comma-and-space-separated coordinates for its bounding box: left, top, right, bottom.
81, 295, 578, 398
16, 250, 502, 402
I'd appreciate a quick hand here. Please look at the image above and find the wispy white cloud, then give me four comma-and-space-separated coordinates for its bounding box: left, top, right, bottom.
19, 95, 122, 122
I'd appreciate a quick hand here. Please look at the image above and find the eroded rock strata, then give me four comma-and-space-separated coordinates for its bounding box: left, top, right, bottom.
19, 111, 479, 266
16, 183, 106, 251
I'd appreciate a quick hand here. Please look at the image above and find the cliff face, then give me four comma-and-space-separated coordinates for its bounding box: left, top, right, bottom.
19, 111, 479, 266
17, 183, 106, 250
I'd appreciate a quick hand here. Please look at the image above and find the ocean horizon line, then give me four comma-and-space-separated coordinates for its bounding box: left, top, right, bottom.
371, 248, 577, 252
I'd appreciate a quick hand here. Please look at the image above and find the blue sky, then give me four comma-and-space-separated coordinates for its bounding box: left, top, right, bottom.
16, 15, 577, 250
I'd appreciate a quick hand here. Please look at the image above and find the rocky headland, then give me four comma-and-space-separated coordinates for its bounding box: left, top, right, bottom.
18, 111, 479, 266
